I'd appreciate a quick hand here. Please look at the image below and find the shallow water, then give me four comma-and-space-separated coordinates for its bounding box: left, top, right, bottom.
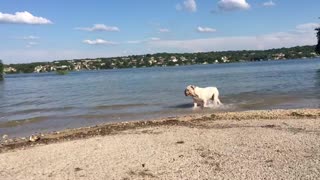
0, 58, 319, 137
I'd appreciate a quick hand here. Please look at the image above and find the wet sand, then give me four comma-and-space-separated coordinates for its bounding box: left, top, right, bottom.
0, 109, 320, 179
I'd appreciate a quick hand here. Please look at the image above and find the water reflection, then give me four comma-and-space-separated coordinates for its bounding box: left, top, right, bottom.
0, 79, 4, 99
168, 103, 193, 109
316, 69, 320, 88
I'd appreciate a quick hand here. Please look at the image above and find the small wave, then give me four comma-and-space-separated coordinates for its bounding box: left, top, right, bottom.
64, 110, 172, 121
170, 102, 234, 110
66, 111, 154, 120
93, 103, 150, 110
0, 116, 49, 128
0, 100, 40, 108
66, 114, 108, 120
1, 107, 75, 117
206, 103, 235, 110
168, 103, 193, 109
235, 95, 300, 110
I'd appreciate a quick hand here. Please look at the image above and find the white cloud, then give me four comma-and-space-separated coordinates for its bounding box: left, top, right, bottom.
22, 35, 39, 40
263, 1, 276, 7
148, 23, 317, 52
28, 42, 38, 45
0, 49, 123, 63
4, 22, 318, 63
149, 37, 161, 41
83, 39, 117, 45
296, 23, 319, 32
127, 40, 143, 44
184, 0, 197, 12
0, 11, 52, 24
159, 28, 170, 33
15, 36, 40, 48
197, 26, 217, 33
76, 24, 120, 32
218, 0, 250, 11
26, 41, 38, 48
126, 37, 161, 44
176, 0, 197, 12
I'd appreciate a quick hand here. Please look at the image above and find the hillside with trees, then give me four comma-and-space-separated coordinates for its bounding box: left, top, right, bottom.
3, 45, 319, 74
0, 60, 3, 80
316, 26, 320, 54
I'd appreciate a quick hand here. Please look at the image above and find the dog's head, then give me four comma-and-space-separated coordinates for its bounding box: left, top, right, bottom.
184, 85, 196, 96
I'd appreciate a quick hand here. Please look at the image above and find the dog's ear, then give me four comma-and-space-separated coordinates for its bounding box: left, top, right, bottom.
191, 85, 195, 89
184, 89, 188, 96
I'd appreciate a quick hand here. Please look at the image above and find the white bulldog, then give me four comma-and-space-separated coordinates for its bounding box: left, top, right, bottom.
184, 85, 222, 108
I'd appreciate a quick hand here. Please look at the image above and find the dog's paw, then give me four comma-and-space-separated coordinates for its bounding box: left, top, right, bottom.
192, 106, 200, 110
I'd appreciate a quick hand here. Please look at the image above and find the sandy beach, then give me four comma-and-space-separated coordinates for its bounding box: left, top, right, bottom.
1, 109, 320, 179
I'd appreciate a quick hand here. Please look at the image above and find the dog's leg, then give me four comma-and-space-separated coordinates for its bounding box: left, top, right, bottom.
212, 92, 221, 106
203, 99, 209, 108
215, 93, 222, 105
193, 101, 198, 108
211, 94, 217, 106
216, 98, 221, 105
212, 99, 217, 106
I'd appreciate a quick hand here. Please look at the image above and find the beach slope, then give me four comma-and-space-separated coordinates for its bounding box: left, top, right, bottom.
1, 109, 320, 179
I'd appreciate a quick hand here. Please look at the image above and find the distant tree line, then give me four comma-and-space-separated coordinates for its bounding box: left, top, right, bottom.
0, 60, 3, 80
7, 62, 50, 74
316, 25, 320, 54
2, 45, 320, 74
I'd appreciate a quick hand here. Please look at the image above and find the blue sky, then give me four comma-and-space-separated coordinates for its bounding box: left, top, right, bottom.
0, 0, 319, 63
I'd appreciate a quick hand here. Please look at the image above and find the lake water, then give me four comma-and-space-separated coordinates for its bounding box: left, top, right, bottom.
1, 59, 320, 137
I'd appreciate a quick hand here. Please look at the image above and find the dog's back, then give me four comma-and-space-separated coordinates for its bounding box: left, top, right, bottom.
199, 86, 221, 105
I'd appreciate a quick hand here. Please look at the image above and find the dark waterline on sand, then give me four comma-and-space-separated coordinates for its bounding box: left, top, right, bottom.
0, 59, 320, 137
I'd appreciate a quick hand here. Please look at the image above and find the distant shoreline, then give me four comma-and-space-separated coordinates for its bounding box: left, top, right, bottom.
3, 45, 319, 74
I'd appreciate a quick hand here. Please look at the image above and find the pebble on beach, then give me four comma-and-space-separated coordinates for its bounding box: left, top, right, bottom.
29, 135, 40, 142
2, 134, 8, 139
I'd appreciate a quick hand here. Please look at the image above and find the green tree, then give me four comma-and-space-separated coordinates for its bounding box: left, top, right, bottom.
316, 26, 320, 54
0, 60, 3, 80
